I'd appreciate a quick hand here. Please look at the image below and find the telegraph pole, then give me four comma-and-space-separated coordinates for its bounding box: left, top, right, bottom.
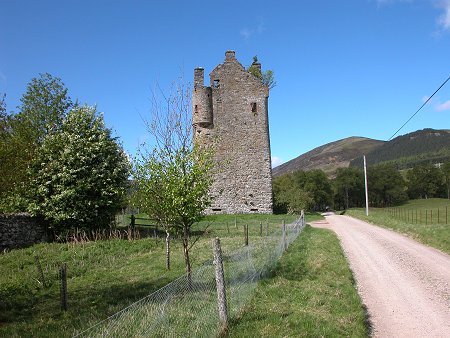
364, 155, 369, 216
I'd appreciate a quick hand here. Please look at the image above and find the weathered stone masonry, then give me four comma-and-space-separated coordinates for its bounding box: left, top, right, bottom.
0, 213, 47, 251
193, 51, 273, 214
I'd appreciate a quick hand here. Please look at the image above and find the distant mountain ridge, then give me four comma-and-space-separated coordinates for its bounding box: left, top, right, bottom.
350, 128, 450, 169
272, 137, 384, 177
273, 128, 450, 177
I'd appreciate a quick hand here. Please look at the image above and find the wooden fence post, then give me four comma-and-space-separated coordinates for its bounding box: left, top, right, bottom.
166, 232, 170, 270
212, 238, 228, 333
226, 222, 230, 234
282, 220, 287, 251
60, 263, 68, 311
260, 221, 262, 236
244, 224, 249, 246
34, 255, 46, 288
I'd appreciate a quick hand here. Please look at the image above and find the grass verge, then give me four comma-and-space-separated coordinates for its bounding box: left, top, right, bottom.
227, 224, 368, 338
347, 199, 450, 255
0, 213, 300, 337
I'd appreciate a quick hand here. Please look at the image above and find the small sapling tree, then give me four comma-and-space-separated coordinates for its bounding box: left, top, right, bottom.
134, 80, 214, 276
248, 56, 276, 89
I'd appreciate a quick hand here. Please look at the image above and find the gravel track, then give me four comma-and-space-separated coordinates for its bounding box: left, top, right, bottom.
312, 214, 450, 338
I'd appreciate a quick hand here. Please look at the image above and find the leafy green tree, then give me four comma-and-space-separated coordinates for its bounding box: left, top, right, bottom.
134, 81, 214, 275
0, 74, 74, 212
18, 73, 73, 145
368, 164, 407, 207
0, 94, 31, 211
0, 93, 6, 120
273, 174, 312, 214
302, 170, 333, 211
27, 105, 129, 236
273, 169, 332, 213
333, 167, 365, 210
407, 163, 445, 199
248, 56, 277, 89
442, 162, 450, 199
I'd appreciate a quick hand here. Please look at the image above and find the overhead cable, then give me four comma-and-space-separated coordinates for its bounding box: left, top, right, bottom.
388, 75, 450, 141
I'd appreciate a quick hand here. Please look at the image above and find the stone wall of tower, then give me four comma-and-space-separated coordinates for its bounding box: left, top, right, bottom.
193, 51, 273, 214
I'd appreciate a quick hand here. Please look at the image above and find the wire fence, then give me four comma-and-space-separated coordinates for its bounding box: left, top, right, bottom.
384, 206, 448, 225
74, 215, 306, 337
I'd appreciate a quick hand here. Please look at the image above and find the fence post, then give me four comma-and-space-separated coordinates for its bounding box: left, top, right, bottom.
426, 210, 428, 225
266, 221, 269, 236
446, 206, 448, 225
212, 238, 228, 333
60, 263, 68, 311
34, 255, 46, 288
431, 210, 433, 224
244, 224, 249, 246
260, 221, 262, 236
438, 209, 440, 224
282, 220, 287, 251
226, 222, 230, 234
234, 217, 237, 229
166, 232, 170, 270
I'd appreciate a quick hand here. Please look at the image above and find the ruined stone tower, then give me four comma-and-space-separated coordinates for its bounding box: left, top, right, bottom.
193, 50, 273, 214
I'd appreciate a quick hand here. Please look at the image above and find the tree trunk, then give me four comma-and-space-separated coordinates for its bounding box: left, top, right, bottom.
182, 227, 192, 287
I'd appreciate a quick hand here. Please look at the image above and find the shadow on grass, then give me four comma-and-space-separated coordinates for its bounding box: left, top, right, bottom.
1, 275, 176, 329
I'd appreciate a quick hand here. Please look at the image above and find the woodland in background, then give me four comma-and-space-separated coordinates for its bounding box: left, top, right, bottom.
273, 162, 450, 213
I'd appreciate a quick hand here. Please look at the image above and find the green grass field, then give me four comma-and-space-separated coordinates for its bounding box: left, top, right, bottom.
0, 214, 299, 337
228, 224, 369, 338
1, 212, 369, 337
347, 198, 450, 255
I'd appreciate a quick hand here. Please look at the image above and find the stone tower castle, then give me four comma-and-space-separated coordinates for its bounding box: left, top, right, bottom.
193, 50, 273, 214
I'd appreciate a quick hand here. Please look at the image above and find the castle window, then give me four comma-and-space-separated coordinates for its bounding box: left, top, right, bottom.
213, 79, 220, 89
194, 105, 198, 113
251, 102, 257, 113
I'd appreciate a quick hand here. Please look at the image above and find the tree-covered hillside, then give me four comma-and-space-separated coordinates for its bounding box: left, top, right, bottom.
350, 129, 450, 169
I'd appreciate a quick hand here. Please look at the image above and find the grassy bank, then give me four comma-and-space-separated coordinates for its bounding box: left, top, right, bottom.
0, 214, 299, 337
228, 224, 368, 337
347, 198, 450, 255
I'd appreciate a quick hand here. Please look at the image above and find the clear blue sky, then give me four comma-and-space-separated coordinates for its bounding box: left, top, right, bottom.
1, 0, 449, 167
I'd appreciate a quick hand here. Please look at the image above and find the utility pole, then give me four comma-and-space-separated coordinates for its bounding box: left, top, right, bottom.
364, 155, 369, 216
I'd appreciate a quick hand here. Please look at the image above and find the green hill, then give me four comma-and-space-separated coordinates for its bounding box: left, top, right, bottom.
350, 128, 450, 169
272, 137, 384, 177
273, 128, 450, 177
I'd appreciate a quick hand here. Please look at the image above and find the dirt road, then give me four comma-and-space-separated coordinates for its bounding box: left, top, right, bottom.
312, 214, 450, 338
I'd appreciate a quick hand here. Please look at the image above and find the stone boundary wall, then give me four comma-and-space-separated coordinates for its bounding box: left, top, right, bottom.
0, 213, 47, 251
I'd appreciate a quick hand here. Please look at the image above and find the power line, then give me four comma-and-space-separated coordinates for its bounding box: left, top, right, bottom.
388, 75, 450, 141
